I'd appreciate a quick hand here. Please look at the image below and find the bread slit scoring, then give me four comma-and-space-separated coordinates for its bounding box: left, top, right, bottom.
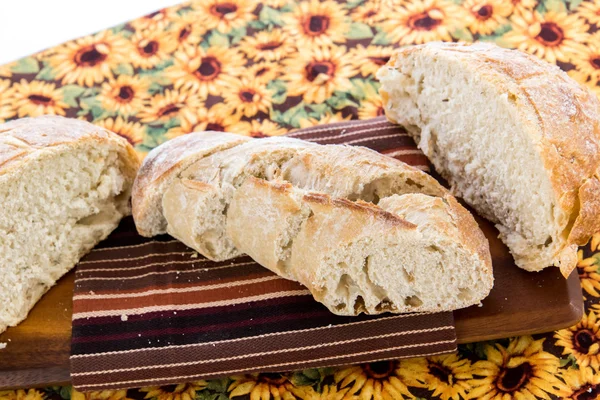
135, 132, 494, 315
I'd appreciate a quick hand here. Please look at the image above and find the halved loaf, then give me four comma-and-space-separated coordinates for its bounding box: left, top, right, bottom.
226, 177, 492, 314
0, 116, 140, 333
377, 42, 600, 277
135, 133, 494, 314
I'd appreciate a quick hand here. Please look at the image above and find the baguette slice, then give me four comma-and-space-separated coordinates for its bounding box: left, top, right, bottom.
132, 131, 250, 237
226, 177, 493, 314
0, 116, 140, 333
377, 42, 600, 277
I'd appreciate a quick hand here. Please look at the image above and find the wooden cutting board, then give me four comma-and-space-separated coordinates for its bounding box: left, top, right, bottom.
0, 212, 584, 390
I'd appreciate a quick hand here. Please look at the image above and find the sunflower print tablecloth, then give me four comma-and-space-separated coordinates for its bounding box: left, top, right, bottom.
1, 0, 600, 398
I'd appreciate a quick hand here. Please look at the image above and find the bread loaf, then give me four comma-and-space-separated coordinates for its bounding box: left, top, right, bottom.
0, 116, 140, 333
377, 42, 600, 277
134, 133, 493, 314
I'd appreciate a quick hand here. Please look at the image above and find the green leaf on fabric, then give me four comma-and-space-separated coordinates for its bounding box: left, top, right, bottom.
36, 64, 57, 81
148, 81, 165, 95
61, 84, 86, 108
568, 0, 584, 10
208, 31, 230, 48
145, 126, 169, 147
326, 92, 358, 110
230, 27, 247, 45
113, 63, 134, 76
79, 96, 102, 110
205, 378, 230, 392
346, 22, 374, 40
349, 79, 378, 101
272, 102, 309, 128
451, 28, 474, 43
11, 57, 40, 74
307, 103, 329, 117
259, 6, 283, 26
346, 0, 366, 8
372, 30, 391, 45
90, 105, 113, 121
542, 0, 567, 13
267, 79, 288, 105
155, 58, 174, 70
59, 386, 71, 399
110, 23, 128, 34
291, 370, 320, 387
164, 117, 181, 129
249, 20, 267, 30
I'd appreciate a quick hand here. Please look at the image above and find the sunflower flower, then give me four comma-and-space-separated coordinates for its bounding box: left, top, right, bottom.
9, 79, 69, 118
351, 0, 386, 25
282, 0, 350, 47
556, 309, 600, 370
168, 11, 207, 50
130, 8, 179, 31
165, 45, 245, 98
247, 62, 285, 84
47, 30, 130, 87
0, 389, 44, 400
98, 75, 150, 116
140, 381, 206, 400
298, 111, 353, 128
381, 0, 470, 45
348, 45, 393, 78
334, 360, 418, 399
223, 78, 272, 117
576, 0, 600, 25
575, 249, 600, 297
137, 89, 203, 127
469, 336, 566, 399
557, 366, 600, 399
464, 0, 512, 35
282, 45, 356, 104
239, 29, 296, 62
228, 373, 313, 399
167, 103, 241, 139
94, 116, 146, 147
229, 119, 287, 137
501, 10, 589, 64
130, 28, 177, 70
190, 0, 257, 33
0, 79, 15, 123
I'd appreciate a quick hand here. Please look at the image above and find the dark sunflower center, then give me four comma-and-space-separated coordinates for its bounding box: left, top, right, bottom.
496, 362, 532, 392
305, 61, 335, 82
74, 45, 107, 67
429, 363, 452, 383
117, 86, 134, 101
408, 11, 442, 30
257, 41, 282, 51
376, 106, 385, 116
159, 384, 178, 393
211, 3, 238, 16
147, 10, 162, 19
368, 56, 390, 66
363, 361, 397, 379
179, 26, 191, 41
573, 384, 600, 400
364, 9, 378, 18
141, 41, 159, 56
574, 329, 597, 353
28, 94, 53, 105
206, 123, 225, 131
239, 90, 256, 102
195, 56, 221, 80
157, 104, 181, 117
476, 4, 493, 20
256, 67, 268, 76
591, 57, 600, 69
258, 373, 287, 385
304, 15, 330, 35
536, 22, 564, 46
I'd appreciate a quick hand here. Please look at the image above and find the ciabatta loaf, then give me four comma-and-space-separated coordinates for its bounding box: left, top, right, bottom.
377, 42, 600, 277
0, 116, 140, 333
134, 133, 493, 314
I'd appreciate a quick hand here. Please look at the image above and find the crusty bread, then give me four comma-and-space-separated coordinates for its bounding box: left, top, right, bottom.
135, 133, 493, 314
132, 132, 250, 237
227, 177, 492, 314
377, 42, 600, 277
0, 116, 140, 333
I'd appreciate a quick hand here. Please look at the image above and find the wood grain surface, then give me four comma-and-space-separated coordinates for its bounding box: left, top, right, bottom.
0, 216, 584, 390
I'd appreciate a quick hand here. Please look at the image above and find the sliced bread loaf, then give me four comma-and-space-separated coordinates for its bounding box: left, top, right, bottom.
134, 133, 494, 314
0, 116, 140, 333
377, 42, 600, 277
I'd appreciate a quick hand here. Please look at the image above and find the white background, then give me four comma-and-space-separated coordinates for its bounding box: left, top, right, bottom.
0, 0, 182, 65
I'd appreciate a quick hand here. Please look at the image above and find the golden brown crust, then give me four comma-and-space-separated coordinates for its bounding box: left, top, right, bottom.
0, 116, 140, 182
132, 131, 250, 236
385, 42, 600, 276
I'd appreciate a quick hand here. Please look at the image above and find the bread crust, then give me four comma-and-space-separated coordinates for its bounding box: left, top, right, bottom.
0, 116, 140, 182
132, 132, 250, 236
381, 42, 600, 277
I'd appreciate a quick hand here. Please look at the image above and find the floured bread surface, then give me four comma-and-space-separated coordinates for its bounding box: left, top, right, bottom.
227, 178, 492, 314
0, 116, 140, 333
377, 42, 600, 276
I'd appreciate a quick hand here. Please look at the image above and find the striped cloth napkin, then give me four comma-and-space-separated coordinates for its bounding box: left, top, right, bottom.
70, 117, 457, 391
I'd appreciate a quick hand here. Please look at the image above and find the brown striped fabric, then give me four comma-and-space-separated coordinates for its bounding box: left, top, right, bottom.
70, 117, 456, 391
